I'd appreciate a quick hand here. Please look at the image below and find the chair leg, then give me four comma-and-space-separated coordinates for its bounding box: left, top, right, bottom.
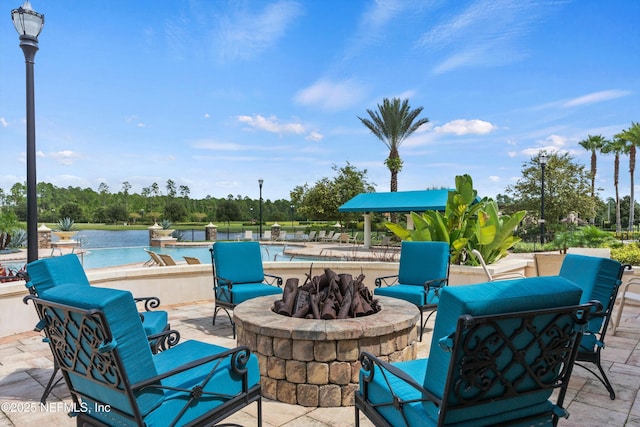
213, 305, 236, 339
40, 360, 62, 404
576, 355, 616, 400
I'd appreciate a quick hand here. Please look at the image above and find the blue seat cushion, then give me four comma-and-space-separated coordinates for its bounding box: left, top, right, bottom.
374, 284, 440, 307
423, 276, 582, 425
27, 254, 89, 293
217, 282, 282, 305
140, 310, 168, 336
559, 254, 622, 339
39, 285, 162, 418
213, 241, 265, 284
398, 241, 449, 286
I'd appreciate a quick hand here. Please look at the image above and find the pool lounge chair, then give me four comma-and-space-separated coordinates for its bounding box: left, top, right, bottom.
158, 253, 179, 266
144, 248, 165, 266
183, 256, 202, 265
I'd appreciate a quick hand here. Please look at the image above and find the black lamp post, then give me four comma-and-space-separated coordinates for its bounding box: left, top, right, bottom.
258, 179, 264, 239
12, 1, 44, 263
539, 153, 548, 245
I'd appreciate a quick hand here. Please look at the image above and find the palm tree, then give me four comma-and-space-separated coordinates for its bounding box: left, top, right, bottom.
579, 134, 607, 223
358, 98, 429, 194
602, 136, 627, 232
617, 122, 640, 231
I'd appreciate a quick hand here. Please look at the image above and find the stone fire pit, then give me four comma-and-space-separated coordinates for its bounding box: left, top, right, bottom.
234, 295, 419, 407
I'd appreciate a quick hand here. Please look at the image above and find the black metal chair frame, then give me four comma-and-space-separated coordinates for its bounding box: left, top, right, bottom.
374, 273, 449, 342
209, 247, 283, 338
25, 294, 262, 427
355, 301, 597, 427
19, 271, 180, 404
574, 263, 631, 400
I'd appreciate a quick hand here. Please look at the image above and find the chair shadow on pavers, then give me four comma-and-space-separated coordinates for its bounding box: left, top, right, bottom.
355, 276, 595, 427
23, 254, 179, 403
209, 241, 283, 338
557, 253, 631, 399
25, 285, 262, 427
374, 241, 450, 341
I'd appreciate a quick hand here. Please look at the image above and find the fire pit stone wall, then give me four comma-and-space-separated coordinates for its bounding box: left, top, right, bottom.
234, 295, 420, 407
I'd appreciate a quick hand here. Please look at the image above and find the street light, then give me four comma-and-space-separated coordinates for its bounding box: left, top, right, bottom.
12, 1, 44, 263
258, 179, 264, 239
539, 153, 548, 245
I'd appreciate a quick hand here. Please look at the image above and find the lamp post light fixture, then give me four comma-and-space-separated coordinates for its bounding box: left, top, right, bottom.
12, 1, 44, 263
539, 153, 548, 245
258, 179, 264, 239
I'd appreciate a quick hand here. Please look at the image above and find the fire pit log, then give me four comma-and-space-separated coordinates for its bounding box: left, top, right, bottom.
272, 268, 380, 319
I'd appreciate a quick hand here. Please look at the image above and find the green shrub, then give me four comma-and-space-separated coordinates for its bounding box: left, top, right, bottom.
611, 243, 640, 265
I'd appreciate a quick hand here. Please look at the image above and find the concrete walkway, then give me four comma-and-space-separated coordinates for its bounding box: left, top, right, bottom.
1, 293, 639, 426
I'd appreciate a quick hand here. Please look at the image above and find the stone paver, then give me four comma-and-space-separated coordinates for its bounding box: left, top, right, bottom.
1, 295, 639, 426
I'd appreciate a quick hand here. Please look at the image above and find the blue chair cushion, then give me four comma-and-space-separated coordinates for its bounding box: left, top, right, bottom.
374, 285, 440, 307
39, 285, 162, 418
423, 276, 583, 425
219, 282, 282, 305
213, 241, 265, 284
140, 310, 169, 336
559, 254, 622, 344
397, 241, 449, 286
27, 254, 89, 293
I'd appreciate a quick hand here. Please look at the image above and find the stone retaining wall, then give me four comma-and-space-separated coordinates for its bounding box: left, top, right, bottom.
234, 295, 419, 407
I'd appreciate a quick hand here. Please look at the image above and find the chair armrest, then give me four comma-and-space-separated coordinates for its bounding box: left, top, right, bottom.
133, 345, 253, 390
147, 329, 181, 353
134, 296, 161, 312
214, 276, 233, 289
264, 273, 283, 287
359, 351, 440, 404
424, 277, 448, 292
375, 275, 399, 288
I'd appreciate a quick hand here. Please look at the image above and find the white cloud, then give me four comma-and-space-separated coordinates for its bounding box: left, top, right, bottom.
435, 119, 497, 135
237, 115, 305, 135
305, 131, 323, 142
562, 89, 631, 108
49, 150, 80, 166
489, 175, 500, 182
294, 79, 368, 111
0, 118, 7, 128
508, 151, 517, 157
521, 134, 575, 157
193, 140, 245, 151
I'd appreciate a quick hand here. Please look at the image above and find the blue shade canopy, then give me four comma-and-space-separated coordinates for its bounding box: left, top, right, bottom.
338, 189, 456, 213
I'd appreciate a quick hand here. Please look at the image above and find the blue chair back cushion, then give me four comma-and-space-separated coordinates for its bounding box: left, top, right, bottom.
397, 241, 449, 286
212, 241, 265, 285
39, 285, 162, 418
559, 254, 622, 343
27, 254, 89, 294
423, 276, 582, 425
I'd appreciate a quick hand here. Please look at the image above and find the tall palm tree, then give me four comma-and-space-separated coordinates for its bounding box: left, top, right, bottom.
617, 122, 640, 231
579, 134, 606, 223
358, 98, 429, 194
602, 136, 627, 232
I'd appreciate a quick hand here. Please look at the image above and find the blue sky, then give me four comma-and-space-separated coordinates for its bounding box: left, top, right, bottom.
2, 0, 640, 204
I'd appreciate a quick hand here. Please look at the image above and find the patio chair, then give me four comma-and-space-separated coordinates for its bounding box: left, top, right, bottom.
260, 230, 272, 241
356, 276, 593, 427
612, 277, 640, 336
25, 285, 261, 427
24, 254, 177, 403
210, 241, 283, 338
557, 253, 631, 399
308, 230, 317, 241
320, 230, 335, 242
158, 253, 178, 266
316, 230, 327, 241
183, 256, 202, 265
144, 248, 165, 266
374, 241, 450, 341
471, 249, 526, 282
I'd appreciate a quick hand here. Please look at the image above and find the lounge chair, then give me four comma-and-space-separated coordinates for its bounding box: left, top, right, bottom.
158, 253, 178, 266
471, 249, 526, 282
374, 241, 450, 341
320, 230, 335, 242
292, 230, 305, 241
558, 253, 631, 399
612, 277, 640, 335
183, 256, 202, 265
316, 230, 327, 241
356, 276, 593, 427
210, 241, 283, 338
144, 248, 165, 266
307, 230, 317, 241
260, 230, 272, 241
25, 285, 262, 426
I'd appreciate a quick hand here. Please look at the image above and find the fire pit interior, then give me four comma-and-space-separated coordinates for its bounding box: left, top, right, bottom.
234, 269, 419, 407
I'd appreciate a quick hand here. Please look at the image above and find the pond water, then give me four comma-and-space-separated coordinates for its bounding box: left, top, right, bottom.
70, 230, 306, 270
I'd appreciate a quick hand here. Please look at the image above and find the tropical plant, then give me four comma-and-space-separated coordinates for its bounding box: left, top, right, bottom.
358, 98, 429, 221
56, 217, 76, 231
385, 175, 526, 265
0, 211, 19, 251
579, 134, 607, 222
601, 136, 627, 232
160, 219, 173, 229
617, 122, 640, 230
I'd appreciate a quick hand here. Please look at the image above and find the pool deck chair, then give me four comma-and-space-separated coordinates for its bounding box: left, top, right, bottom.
374, 241, 450, 341
210, 241, 283, 338
158, 253, 179, 266
25, 285, 262, 427
25, 254, 177, 403
612, 277, 640, 336
183, 256, 202, 265
558, 253, 631, 399
356, 276, 593, 427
